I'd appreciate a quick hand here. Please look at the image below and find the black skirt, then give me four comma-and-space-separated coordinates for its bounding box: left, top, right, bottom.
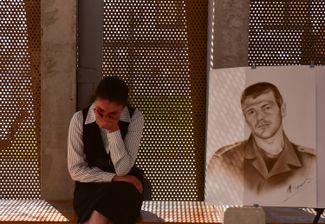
73, 181, 143, 224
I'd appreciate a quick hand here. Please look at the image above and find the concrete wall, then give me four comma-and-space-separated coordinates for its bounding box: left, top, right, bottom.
41, 0, 76, 200
208, 0, 250, 69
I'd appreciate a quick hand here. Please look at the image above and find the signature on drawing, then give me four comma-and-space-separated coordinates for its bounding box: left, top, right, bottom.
284, 178, 312, 202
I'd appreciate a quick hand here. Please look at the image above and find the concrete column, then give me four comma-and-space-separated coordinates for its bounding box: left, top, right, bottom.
41, 0, 76, 200
208, 0, 251, 69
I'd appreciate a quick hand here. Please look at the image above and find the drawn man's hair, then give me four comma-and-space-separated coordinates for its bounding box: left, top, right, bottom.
241, 82, 283, 107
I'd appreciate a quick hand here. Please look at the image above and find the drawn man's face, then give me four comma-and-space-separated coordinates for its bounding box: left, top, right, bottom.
242, 91, 285, 139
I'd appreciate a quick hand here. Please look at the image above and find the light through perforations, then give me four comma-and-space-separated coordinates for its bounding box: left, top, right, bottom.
141, 201, 220, 223
0, 0, 41, 199
102, 1, 204, 200
0, 200, 68, 222
248, 0, 325, 66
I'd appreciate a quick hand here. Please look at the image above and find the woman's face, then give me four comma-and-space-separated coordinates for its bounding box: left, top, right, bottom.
94, 97, 124, 120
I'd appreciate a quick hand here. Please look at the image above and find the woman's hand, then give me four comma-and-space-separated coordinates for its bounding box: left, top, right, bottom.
94, 107, 120, 132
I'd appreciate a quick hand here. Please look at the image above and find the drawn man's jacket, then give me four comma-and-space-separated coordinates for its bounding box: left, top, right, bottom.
206, 133, 316, 207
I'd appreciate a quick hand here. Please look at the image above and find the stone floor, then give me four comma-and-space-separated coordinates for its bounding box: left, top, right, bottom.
0, 200, 325, 224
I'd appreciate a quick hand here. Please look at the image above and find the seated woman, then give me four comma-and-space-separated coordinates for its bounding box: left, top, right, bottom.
67, 76, 144, 224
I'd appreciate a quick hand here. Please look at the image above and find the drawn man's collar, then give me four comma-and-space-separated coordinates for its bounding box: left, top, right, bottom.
244, 133, 302, 178
85, 103, 131, 125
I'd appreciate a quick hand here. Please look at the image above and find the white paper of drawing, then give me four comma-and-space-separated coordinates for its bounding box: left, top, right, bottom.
205, 66, 319, 207
316, 66, 325, 208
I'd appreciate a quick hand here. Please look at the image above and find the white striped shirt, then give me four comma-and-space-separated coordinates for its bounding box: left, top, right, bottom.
67, 103, 144, 183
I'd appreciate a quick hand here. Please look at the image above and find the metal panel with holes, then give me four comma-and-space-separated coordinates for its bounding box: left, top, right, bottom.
102, 0, 208, 200
0, 0, 41, 199
248, 0, 325, 66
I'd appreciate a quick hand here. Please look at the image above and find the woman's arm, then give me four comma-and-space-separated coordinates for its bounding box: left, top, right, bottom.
67, 111, 115, 182
106, 109, 144, 176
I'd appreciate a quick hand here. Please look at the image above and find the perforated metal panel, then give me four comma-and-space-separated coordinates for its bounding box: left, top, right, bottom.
248, 0, 325, 66
0, 0, 41, 199
102, 0, 208, 200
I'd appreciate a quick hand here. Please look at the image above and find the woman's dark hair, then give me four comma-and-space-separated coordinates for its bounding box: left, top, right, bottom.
95, 76, 129, 106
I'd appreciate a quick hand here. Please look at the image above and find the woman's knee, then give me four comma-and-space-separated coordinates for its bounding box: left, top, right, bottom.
84, 210, 111, 224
